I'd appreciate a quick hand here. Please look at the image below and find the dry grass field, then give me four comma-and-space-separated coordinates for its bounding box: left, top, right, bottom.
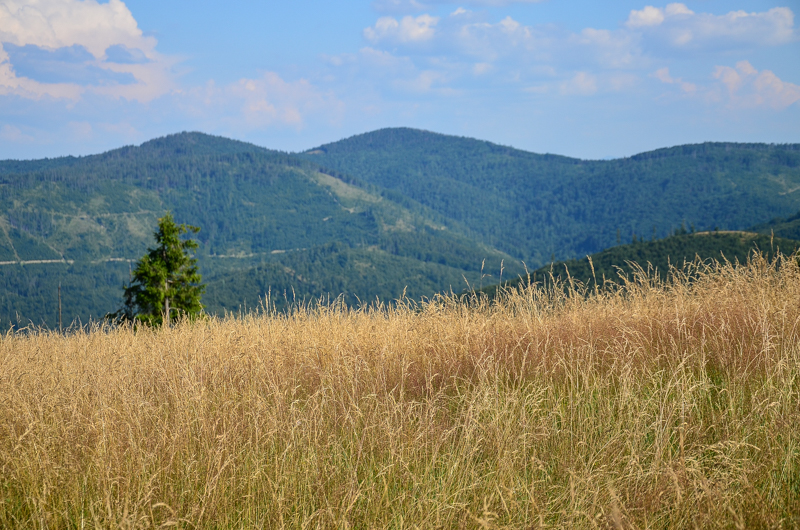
1, 254, 799, 528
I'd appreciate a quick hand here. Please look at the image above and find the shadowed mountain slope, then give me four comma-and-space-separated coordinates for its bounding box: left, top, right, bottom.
302, 128, 800, 266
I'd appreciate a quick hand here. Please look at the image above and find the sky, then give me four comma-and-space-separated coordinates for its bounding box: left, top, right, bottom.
0, 0, 798, 160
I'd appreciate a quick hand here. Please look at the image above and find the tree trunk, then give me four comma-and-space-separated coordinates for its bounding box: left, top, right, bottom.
164, 278, 170, 326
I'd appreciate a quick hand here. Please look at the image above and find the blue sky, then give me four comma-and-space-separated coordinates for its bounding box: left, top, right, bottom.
0, 0, 798, 160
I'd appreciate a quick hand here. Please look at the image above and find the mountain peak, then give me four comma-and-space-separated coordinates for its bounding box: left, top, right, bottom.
129, 131, 272, 158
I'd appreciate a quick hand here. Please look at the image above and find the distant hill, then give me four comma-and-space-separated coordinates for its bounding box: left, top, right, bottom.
0, 132, 515, 328
750, 210, 800, 240
478, 230, 799, 298
3, 128, 800, 328
302, 128, 800, 265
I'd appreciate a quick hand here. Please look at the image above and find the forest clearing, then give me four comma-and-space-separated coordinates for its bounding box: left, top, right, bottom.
1, 254, 799, 528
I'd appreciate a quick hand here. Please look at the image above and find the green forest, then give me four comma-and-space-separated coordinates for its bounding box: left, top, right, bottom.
302, 128, 800, 264
479, 230, 799, 298
1, 129, 799, 328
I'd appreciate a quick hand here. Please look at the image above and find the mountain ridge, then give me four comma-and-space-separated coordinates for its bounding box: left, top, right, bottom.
300, 128, 800, 264
0, 130, 520, 327
2, 128, 799, 328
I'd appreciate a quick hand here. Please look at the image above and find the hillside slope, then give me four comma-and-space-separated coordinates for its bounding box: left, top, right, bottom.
302, 128, 800, 265
0, 132, 515, 327
5, 129, 800, 327
479, 230, 798, 297
751, 210, 800, 240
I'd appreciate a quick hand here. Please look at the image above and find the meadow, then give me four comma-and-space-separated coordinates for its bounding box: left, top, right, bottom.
1, 254, 798, 528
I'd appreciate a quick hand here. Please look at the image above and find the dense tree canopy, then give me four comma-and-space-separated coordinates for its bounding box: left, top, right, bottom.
112, 213, 205, 326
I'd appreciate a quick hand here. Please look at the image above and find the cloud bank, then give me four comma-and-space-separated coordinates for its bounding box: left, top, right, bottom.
627, 4, 795, 50
355, 3, 797, 100
0, 0, 173, 101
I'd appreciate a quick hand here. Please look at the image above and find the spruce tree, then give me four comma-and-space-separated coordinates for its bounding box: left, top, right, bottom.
112, 213, 205, 326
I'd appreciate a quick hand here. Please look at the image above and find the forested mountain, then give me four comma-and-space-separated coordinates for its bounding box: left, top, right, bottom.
750, 210, 800, 240
0, 132, 515, 328
2, 128, 799, 328
302, 128, 800, 265
479, 229, 799, 298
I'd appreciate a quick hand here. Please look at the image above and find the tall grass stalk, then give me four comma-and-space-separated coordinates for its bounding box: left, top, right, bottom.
1, 254, 799, 528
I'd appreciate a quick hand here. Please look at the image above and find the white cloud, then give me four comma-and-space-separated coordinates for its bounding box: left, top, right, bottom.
199, 72, 345, 130
652, 66, 696, 92
0, 0, 175, 101
572, 28, 640, 69
364, 15, 439, 44
653, 67, 673, 83
447, 15, 541, 62
627, 6, 668, 28
560, 72, 597, 96
664, 3, 693, 17
712, 61, 800, 110
356, 4, 796, 105
627, 4, 696, 28
627, 4, 795, 48
0, 0, 151, 57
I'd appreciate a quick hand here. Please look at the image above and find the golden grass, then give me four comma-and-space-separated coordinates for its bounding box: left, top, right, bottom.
1, 255, 799, 528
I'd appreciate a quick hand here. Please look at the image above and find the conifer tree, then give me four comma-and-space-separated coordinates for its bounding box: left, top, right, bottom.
111, 213, 205, 326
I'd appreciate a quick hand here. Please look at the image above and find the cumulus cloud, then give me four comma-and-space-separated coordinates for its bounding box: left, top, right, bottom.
364, 14, 440, 44
187, 72, 345, 131
627, 4, 795, 48
712, 61, 800, 110
0, 0, 152, 55
364, 4, 796, 63
450, 15, 536, 61
362, 9, 644, 71
0, 0, 174, 101
626, 4, 694, 28
355, 3, 796, 103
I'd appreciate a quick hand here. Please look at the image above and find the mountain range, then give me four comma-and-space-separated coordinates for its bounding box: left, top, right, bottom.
1, 128, 798, 328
